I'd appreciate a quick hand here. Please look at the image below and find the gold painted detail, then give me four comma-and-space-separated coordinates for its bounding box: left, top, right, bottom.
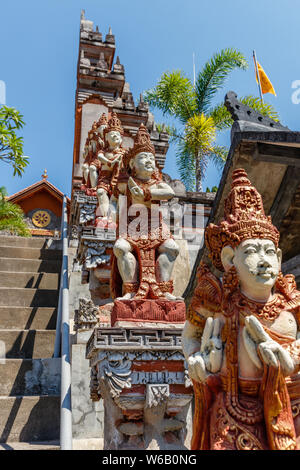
32, 210, 51, 228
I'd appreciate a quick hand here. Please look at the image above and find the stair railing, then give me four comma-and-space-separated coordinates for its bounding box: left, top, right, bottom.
53, 194, 72, 450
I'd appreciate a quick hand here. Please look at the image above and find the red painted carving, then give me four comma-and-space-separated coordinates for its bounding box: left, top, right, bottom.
111, 299, 185, 326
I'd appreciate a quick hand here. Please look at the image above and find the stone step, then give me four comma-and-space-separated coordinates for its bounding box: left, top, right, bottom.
0, 258, 61, 273
0, 330, 56, 359
0, 288, 58, 307
0, 358, 61, 396
0, 272, 60, 289
0, 440, 60, 450
0, 307, 57, 330
0, 246, 62, 261
0, 396, 60, 442
0, 236, 52, 249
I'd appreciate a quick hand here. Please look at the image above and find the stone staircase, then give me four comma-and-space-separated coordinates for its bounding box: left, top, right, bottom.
0, 236, 62, 450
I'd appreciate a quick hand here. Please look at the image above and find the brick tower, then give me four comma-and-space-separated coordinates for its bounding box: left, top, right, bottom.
71, 10, 170, 194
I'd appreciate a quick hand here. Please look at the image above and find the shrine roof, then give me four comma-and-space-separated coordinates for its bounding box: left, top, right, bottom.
8, 178, 70, 206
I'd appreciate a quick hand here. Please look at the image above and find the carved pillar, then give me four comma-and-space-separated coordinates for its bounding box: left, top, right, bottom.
87, 327, 193, 450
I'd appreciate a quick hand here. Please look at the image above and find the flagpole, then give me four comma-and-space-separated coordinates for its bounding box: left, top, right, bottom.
253, 50, 264, 104
193, 52, 196, 88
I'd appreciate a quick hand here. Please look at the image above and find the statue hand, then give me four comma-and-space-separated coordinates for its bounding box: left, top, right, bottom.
112, 154, 122, 166
128, 177, 144, 200
201, 317, 223, 373
187, 318, 223, 383
187, 352, 207, 383
245, 315, 294, 376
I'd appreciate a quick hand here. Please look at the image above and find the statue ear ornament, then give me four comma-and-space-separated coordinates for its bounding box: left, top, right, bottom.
222, 265, 239, 311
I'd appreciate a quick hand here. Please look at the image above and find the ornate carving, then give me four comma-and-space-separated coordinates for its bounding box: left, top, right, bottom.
111, 299, 185, 326
97, 352, 132, 399
90, 365, 101, 401
87, 328, 183, 358
146, 384, 170, 408
83, 241, 111, 269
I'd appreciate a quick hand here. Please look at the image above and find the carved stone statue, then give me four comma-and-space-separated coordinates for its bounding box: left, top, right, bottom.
82, 113, 108, 192
182, 168, 300, 450
96, 112, 126, 223
111, 124, 181, 301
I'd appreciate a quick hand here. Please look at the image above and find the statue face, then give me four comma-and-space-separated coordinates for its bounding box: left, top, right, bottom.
131, 152, 156, 178
106, 130, 122, 147
233, 238, 282, 297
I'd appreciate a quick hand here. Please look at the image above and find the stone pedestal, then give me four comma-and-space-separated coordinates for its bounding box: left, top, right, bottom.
87, 326, 193, 450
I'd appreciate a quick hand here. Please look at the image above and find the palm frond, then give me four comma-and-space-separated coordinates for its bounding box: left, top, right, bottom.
175, 140, 196, 191
207, 145, 228, 173
144, 71, 197, 124
155, 123, 183, 144
195, 48, 248, 114
185, 114, 216, 154
240, 95, 280, 121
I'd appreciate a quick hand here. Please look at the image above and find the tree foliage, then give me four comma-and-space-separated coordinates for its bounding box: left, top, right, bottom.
144, 48, 279, 191
0, 106, 28, 176
0, 187, 31, 237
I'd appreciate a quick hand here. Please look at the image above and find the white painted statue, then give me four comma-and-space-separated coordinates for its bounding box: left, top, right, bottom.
111, 124, 181, 301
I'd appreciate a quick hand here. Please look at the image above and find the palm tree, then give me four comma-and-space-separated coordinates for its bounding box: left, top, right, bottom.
145, 49, 279, 191
0, 186, 31, 237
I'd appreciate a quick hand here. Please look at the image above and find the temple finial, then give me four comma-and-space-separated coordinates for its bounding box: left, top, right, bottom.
42, 169, 48, 180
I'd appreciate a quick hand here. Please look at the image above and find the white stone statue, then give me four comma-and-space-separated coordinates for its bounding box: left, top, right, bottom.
96, 113, 126, 220
111, 124, 181, 301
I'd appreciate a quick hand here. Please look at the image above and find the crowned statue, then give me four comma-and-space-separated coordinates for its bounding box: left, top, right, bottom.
96, 112, 126, 224
182, 168, 300, 450
111, 123, 181, 301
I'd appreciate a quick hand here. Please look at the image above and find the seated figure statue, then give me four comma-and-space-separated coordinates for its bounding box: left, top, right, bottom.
111, 124, 181, 301
182, 168, 300, 450
81, 113, 108, 192
96, 112, 126, 222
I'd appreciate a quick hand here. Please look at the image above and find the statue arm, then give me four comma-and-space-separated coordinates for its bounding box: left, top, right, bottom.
150, 182, 175, 201
97, 151, 109, 164
282, 339, 300, 373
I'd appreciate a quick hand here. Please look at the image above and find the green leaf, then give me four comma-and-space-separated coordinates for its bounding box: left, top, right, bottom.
240, 95, 280, 121
195, 48, 248, 114
144, 71, 197, 124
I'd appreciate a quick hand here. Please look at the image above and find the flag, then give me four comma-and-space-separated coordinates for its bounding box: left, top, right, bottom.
255, 61, 276, 96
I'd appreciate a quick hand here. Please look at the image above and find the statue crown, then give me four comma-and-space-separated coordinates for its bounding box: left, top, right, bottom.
128, 124, 155, 160
96, 112, 108, 128
104, 112, 124, 136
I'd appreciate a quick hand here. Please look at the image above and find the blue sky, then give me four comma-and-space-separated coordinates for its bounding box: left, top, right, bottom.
1, 0, 300, 196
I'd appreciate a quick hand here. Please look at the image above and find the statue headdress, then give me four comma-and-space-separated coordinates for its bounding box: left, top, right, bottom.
96, 112, 108, 128
104, 112, 124, 136
205, 168, 280, 271
124, 124, 155, 164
